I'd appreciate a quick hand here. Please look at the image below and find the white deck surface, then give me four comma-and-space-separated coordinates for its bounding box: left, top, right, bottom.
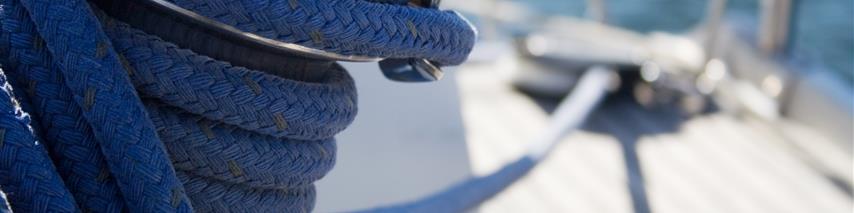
455, 60, 853, 213
314, 40, 852, 212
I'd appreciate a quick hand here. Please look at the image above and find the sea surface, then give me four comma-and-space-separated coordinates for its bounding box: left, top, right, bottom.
511, 0, 853, 85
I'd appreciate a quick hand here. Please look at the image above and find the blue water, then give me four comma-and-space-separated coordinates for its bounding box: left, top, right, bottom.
512, 0, 854, 85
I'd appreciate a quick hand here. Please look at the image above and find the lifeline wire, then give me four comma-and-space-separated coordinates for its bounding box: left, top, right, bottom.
0, 0, 475, 212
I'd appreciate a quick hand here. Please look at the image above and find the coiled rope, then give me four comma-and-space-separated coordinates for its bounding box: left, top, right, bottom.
0, 0, 475, 212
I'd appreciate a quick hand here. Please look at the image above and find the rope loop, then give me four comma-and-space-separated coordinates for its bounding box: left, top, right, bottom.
0, 0, 475, 212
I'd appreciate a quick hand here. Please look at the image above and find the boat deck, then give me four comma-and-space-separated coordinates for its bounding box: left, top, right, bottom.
457, 62, 853, 213
315, 52, 851, 212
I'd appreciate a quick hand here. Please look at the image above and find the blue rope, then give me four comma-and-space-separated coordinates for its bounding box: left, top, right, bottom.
167, 0, 476, 65
0, 68, 78, 212
0, 0, 475, 212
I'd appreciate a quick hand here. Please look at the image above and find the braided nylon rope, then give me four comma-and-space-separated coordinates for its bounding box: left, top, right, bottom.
168, 0, 476, 65
0, 69, 78, 212
0, 0, 475, 212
